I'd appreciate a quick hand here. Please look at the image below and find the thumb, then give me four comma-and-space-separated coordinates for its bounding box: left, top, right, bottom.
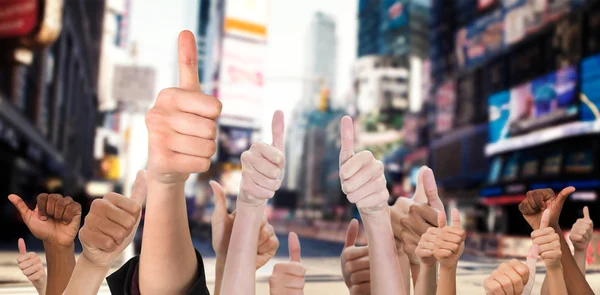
177, 30, 202, 92
583, 206, 590, 220
131, 170, 147, 205
271, 110, 285, 152
555, 186, 575, 207
344, 219, 359, 248
412, 166, 427, 203
8, 194, 30, 221
523, 244, 539, 295
451, 208, 462, 228
210, 181, 227, 215
18, 238, 26, 255
422, 167, 445, 211
289, 232, 301, 262
539, 209, 550, 229
437, 210, 447, 228
339, 116, 355, 167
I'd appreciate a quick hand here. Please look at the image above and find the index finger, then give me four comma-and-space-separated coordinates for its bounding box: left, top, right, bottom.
339, 116, 355, 166
18, 238, 26, 255
271, 110, 285, 152
178, 30, 201, 92
289, 232, 301, 262
104, 192, 140, 215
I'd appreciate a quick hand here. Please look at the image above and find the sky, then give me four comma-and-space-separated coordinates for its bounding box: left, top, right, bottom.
127, 0, 358, 143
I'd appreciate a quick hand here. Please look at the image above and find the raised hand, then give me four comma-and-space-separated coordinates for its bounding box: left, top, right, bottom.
9, 193, 81, 247
17, 238, 46, 293
531, 209, 562, 269
570, 206, 593, 252
484, 252, 536, 295
146, 30, 222, 184
210, 181, 279, 269
433, 209, 465, 269
518, 187, 575, 230
269, 233, 306, 295
339, 116, 388, 212
340, 219, 370, 295
415, 211, 443, 266
79, 170, 146, 268
238, 111, 285, 206
412, 166, 445, 211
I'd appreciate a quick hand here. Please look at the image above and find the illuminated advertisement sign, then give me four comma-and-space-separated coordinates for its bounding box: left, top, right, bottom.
224, 0, 269, 41
0, 0, 38, 39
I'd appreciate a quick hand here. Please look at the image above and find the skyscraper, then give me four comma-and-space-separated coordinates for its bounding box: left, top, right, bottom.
303, 12, 338, 109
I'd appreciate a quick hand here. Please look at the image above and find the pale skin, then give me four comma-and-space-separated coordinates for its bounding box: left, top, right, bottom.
391, 166, 444, 288
414, 215, 442, 295
519, 187, 594, 295
269, 232, 306, 295
140, 30, 222, 295
9, 193, 81, 295
433, 209, 465, 295
532, 209, 567, 295
339, 116, 405, 295
483, 244, 538, 295
62, 170, 146, 295
209, 181, 279, 295
17, 239, 46, 295
340, 219, 371, 295
569, 206, 593, 274
219, 111, 285, 295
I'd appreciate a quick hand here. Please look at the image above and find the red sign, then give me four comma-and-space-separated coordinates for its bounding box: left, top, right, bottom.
0, 0, 38, 38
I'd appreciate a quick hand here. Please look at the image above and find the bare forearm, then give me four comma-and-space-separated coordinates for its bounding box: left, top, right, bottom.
34, 280, 47, 295
410, 263, 420, 288
436, 267, 456, 295
220, 203, 264, 295
63, 256, 109, 295
361, 208, 404, 295
397, 252, 412, 293
140, 180, 197, 295
214, 257, 226, 295
574, 251, 586, 274
554, 227, 594, 295
546, 266, 567, 295
44, 242, 75, 295
415, 264, 436, 295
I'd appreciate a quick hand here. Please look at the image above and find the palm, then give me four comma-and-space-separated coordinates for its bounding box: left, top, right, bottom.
25, 210, 78, 246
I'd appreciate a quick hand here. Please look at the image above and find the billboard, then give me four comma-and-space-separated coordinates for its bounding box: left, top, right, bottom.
218, 37, 266, 121
0, 0, 37, 39
224, 0, 268, 41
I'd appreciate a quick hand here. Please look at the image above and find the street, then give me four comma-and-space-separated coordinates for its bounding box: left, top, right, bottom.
1, 234, 599, 294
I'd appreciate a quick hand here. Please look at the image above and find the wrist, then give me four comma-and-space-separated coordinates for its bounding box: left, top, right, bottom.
236, 199, 267, 211
43, 240, 74, 252
79, 253, 111, 272
440, 264, 457, 272
545, 262, 563, 272
359, 206, 389, 222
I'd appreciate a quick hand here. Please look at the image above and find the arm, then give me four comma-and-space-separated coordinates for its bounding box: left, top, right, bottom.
338, 116, 404, 295
141, 30, 222, 294
569, 206, 593, 274
220, 111, 286, 295
437, 266, 456, 295
554, 226, 593, 294
63, 256, 109, 295
414, 227, 440, 295
44, 243, 75, 295
574, 251, 587, 274
545, 266, 567, 295
361, 207, 405, 295
415, 263, 436, 295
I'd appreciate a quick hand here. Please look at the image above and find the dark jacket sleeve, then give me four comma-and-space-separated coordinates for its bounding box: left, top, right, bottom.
107, 249, 210, 295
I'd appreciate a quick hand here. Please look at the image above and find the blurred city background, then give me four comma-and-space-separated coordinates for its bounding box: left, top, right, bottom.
0, 0, 599, 293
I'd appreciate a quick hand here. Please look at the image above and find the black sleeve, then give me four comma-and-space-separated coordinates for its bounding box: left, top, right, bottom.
107, 249, 210, 295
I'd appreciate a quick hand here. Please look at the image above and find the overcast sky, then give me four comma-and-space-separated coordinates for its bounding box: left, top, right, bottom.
127, 0, 357, 142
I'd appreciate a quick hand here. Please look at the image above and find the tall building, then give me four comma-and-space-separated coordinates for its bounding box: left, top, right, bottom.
303, 12, 338, 109
0, 0, 106, 244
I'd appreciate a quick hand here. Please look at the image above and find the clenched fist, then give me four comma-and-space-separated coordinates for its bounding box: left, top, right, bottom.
518, 187, 575, 230
17, 239, 46, 294
484, 249, 538, 295
79, 171, 147, 268
9, 193, 81, 247
570, 206, 593, 252
339, 116, 388, 212
433, 209, 465, 269
269, 233, 306, 295
416, 225, 441, 266
531, 209, 562, 269
340, 219, 370, 295
238, 111, 285, 206
146, 31, 222, 184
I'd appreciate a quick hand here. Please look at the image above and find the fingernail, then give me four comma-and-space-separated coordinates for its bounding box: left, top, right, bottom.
63, 221, 69, 225
40, 216, 47, 221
